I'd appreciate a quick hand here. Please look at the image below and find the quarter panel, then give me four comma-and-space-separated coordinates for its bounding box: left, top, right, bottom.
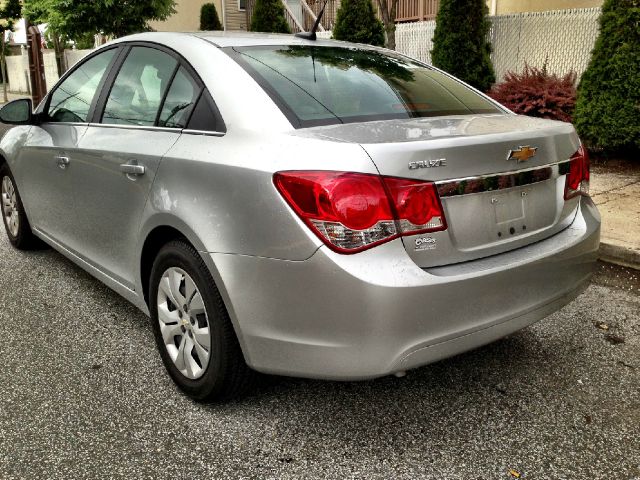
146, 130, 378, 260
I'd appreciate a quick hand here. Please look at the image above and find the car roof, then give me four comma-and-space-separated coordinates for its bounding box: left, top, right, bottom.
114, 30, 377, 50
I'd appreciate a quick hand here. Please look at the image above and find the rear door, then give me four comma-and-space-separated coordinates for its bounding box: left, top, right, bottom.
70, 44, 202, 288
17, 47, 119, 248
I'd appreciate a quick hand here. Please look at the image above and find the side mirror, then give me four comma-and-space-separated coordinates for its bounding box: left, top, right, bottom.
0, 98, 34, 125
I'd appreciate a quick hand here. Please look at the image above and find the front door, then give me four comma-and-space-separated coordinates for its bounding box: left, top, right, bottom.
18, 48, 118, 248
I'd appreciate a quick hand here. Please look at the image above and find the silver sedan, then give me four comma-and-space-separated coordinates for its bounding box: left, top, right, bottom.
0, 32, 600, 400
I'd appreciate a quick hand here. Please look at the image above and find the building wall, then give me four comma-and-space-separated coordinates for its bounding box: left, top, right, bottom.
148, 0, 224, 32
488, 0, 603, 15
224, 0, 249, 31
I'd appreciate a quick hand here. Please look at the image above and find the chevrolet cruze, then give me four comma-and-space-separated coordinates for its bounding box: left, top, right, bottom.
0, 32, 600, 400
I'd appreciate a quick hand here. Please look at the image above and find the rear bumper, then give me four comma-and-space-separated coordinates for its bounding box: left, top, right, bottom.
207, 197, 600, 380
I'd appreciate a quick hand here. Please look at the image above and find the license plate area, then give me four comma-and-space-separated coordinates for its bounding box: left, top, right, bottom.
442, 180, 558, 250
493, 188, 528, 224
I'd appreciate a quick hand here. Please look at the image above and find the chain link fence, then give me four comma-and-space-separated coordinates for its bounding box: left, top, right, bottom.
395, 7, 601, 82
490, 8, 601, 82
395, 20, 437, 63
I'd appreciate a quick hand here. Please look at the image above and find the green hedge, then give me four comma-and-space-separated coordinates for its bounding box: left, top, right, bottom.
431, 0, 495, 92
574, 0, 640, 154
332, 0, 384, 47
200, 3, 222, 31
250, 0, 291, 33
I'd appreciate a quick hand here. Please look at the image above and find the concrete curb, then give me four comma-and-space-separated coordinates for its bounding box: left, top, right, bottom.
599, 242, 640, 270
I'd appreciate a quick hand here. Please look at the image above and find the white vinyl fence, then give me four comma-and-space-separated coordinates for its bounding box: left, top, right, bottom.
6, 49, 93, 94
396, 7, 601, 81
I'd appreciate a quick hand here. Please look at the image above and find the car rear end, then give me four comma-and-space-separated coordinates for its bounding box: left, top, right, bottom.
208, 40, 600, 379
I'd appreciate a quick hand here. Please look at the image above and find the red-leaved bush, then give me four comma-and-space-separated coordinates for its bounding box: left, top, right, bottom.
488, 64, 577, 123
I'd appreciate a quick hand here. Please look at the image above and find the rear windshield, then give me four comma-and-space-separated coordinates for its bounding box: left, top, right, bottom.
227, 45, 503, 128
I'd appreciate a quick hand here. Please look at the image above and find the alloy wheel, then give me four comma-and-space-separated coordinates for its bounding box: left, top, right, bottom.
1, 176, 19, 237
157, 267, 211, 380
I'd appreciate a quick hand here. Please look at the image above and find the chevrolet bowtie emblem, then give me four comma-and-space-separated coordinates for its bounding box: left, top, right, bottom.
507, 146, 538, 162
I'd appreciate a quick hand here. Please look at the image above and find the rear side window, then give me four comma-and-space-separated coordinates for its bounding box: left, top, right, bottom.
158, 67, 201, 128
228, 46, 502, 128
187, 91, 224, 133
47, 49, 116, 123
102, 47, 178, 126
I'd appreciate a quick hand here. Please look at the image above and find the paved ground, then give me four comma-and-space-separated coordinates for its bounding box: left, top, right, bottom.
591, 160, 640, 269
0, 233, 638, 479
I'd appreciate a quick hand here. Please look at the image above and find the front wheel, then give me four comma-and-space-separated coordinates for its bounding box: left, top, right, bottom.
1, 163, 38, 250
149, 240, 255, 401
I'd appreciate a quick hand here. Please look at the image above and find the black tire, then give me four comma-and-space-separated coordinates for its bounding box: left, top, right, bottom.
0, 163, 39, 250
149, 240, 255, 401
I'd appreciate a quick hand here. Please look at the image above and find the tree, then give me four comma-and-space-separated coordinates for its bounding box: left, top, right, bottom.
333, 0, 384, 47
431, 0, 495, 92
375, 0, 398, 50
574, 0, 640, 154
200, 3, 222, 31
250, 0, 290, 34
24, 0, 175, 75
24, 0, 176, 41
23, 0, 71, 76
0, 0, 21, 102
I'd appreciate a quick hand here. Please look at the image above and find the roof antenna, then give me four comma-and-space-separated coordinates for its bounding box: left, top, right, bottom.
295, 0, 329, 41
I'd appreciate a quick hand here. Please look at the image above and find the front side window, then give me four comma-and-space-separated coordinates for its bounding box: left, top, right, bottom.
229, 46, 503, 128
102, 47, 178, 126
47, 49, 116, 123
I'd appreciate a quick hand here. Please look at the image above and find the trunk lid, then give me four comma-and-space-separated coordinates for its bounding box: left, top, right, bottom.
297, 114, 582, 267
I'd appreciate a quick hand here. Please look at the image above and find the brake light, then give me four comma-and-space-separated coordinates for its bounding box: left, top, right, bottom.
383, 177, 447, 234
274, 171, 447, 253
564, 145, 590, 200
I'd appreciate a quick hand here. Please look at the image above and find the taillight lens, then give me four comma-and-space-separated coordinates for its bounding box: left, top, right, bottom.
383, 177, 447, 234
274, 171, 447, 253
564, 145, 590, 200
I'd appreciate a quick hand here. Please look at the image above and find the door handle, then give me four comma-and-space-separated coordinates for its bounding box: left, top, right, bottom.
55, 156, 70, 170
120, 163, 146, 176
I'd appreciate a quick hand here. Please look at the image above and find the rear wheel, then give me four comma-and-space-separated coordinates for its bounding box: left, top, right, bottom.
149, 240, 255, 401
1, 163, 38, 249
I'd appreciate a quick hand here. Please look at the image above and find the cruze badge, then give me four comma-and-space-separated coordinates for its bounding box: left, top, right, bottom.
507, 145, 538, 162
408, 158, 447, 170
415, 236, 436, 251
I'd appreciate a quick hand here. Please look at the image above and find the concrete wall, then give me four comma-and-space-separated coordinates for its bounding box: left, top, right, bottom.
487, 0, 603, 15
148, 0, 224, 32
5, 53, 29, 94
6, 49, 93, 94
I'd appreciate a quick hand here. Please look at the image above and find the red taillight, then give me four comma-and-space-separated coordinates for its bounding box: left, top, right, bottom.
274, 171, 447, 253
565, 144, 590, 200
383, 177, 447, 235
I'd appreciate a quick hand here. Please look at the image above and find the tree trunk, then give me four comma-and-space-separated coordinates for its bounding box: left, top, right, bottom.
377, 0, 398, 50
1, 36, 7, 103
385, 22, 396, 50
52, 35, 67, 77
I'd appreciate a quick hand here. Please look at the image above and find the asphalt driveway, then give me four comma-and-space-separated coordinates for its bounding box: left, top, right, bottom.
0, 232, 638, 479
